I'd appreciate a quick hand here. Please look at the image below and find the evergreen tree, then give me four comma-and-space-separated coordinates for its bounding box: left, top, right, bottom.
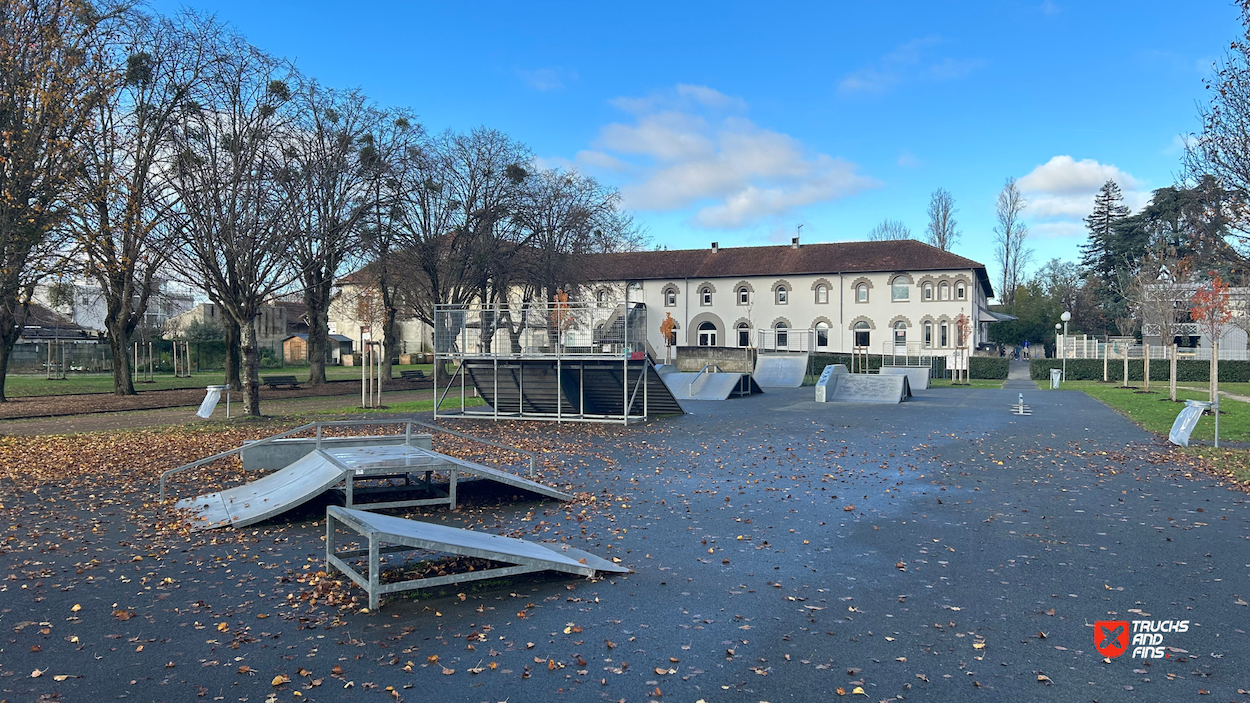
1079, 180, 1132, 322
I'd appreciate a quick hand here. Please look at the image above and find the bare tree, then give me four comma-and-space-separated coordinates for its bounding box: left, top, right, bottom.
71, 11, 221, 396
925, 187, 960, 251
167, 39, 298, 416
279, 82, 378, 385
867, 219, 911, 241
994, 177, 1033, 305
0, 0, 122, 401
1185, 1, 1250, 249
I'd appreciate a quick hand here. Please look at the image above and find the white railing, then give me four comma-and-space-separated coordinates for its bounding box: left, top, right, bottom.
1058, 339, 1250, 361
757, 328, 814, 352
434, 301, 647, 359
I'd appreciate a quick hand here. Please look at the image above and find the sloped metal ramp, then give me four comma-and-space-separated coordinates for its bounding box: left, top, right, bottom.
176, 451, 344, 531
661, 371, 763, 400
753, 353, 809, 388
177, 445, 573, 532
326, 506, 629, 610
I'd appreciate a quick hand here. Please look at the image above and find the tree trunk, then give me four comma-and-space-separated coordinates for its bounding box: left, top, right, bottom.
0, 333, 14, 403
380, 282, 398, 389
107, 321, 136, 396
240, 317, 262, 416
304, 290, 329, 386
224, 316, 242, 391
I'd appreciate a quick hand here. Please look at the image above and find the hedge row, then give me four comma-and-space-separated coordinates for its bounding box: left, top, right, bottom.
807, 354, 1008, 380
1028, 357, 1248, 382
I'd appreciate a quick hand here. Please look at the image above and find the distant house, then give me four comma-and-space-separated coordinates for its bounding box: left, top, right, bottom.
165, 302, 292, 348
282, 333, 353, 364
329, 268, 433, 354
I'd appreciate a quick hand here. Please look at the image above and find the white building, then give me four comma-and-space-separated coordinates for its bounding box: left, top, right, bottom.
34, 277, 195, 336
583, 238, 995, 356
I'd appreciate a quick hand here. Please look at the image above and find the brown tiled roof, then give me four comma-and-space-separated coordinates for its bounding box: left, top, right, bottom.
585, 240, 993, 296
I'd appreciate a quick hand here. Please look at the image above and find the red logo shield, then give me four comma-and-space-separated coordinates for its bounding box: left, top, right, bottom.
1094, 620, 1129, 658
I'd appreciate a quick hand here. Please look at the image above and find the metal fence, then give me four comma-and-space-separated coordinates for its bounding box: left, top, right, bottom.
433, 301, 647, 359
1059, 338, 1248, 361
756, 328, 815, 353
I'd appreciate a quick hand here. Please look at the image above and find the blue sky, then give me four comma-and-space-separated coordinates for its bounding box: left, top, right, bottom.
151, 0, 1236, 293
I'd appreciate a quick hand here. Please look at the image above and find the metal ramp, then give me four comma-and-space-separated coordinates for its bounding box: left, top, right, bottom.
177, 452, 344, 531
753, 353, 809, 388
326, 506, 629, 610
661, 370, 763, 400
448, 357, 684, 422
175, 444, 573, 532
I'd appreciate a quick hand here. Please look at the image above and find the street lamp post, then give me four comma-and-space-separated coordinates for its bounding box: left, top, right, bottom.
1059, 311, 1072, 381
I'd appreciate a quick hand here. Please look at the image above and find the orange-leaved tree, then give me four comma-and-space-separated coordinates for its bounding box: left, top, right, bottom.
1190, 272, 1232, 404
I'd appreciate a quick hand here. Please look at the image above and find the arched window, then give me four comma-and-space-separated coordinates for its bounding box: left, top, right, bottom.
737, 322, 750, 347
737, 287, 749, 305
595, 289, 607, 307
923, 283, 933, 301
698, 321, 717, 346
891, 276, 910, 301
775, 321, 789, 347
665, 290, 677, 306
776, 286, 788, 305
815, 321, 829, 348
700, 287, 712, 306
893, 321, 907, 348
857, 284, 868, 303
939, 282, 950, 301
816, 284, 828, 304
853, 321, 870, 347
940, 321, 949, 347
956, 283, 966, 300
923, 322, 933, 347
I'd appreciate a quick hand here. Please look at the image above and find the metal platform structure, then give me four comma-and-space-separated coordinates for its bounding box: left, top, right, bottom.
326, 506, 628, 610
754, 328, 812, 388
161, 420, 572, 531
434, 301, 684, 423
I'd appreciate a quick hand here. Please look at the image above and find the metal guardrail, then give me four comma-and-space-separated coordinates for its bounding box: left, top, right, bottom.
158, 418, 537, 502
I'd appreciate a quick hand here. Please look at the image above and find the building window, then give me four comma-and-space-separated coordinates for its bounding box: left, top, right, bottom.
595, 290, 607, 307
776, 286, 788, 305
737, 323, 750, 347
940, 282, 949, 300
815, 322, 829, 348
700, 287, 712, 306
816, 284, 828, 304
891, 278, 909, 301
956, 283, 966, 300
853, 321, 870, 348
923, 284, 933, 301
923, 322, 933, 347
665, 290, 676, 307
698, 321, 717, 346
857, 284, 868, 303
940, 322, 948, 347
738, 287, 749, 305
775, 322, 788, 347
893, 321, 907, 348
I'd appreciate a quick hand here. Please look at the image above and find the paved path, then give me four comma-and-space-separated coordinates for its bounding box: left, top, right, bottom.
1, 386, 1247, 701
0, 389, 437, 436
1004, 359, 1034, 389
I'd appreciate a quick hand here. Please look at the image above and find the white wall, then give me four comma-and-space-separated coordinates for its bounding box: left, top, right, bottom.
589, 268, 987, 355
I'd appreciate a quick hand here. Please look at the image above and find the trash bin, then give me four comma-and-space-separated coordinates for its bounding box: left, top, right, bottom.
1049, 368, 1062, 389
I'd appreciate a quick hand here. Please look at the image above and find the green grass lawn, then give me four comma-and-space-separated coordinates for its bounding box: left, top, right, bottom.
2, 364, 435, 398
1048, 380, 1249, 442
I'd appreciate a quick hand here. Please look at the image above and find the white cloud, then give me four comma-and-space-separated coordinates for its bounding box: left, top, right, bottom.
1017, 155, 1151, 238
897, 150, 922, 169
573, 150, 633, 172
586, 92, 878, 229
517, 67, 577, 92
838, 37, 983, 96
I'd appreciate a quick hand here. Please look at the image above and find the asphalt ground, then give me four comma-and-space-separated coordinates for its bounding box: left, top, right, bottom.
0, 384, 1247, 702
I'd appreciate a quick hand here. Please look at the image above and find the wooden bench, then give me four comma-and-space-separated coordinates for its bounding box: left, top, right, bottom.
263, 375, 301, 389
399, 369, 425, 380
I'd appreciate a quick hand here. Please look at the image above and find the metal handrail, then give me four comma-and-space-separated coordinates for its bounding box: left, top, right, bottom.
158, 418, 537, 503
688, 364, 722, 397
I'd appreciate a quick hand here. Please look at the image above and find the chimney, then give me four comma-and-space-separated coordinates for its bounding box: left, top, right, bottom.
711, 242, 719, 253
791, 236, 800, 249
